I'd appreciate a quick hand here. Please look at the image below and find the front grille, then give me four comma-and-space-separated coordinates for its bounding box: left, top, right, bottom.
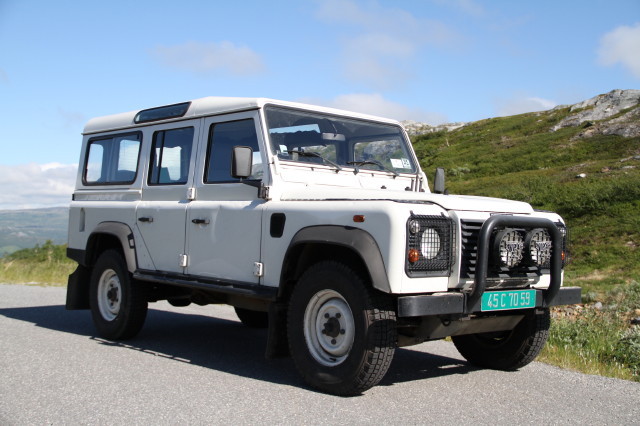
460, 220, 482, 280
459, 219, 567, 289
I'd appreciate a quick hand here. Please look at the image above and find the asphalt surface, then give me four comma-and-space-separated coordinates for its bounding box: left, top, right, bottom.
1, 283, 638, 425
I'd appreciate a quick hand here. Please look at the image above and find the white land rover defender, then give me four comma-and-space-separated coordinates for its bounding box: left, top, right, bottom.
67, 97, 581, 395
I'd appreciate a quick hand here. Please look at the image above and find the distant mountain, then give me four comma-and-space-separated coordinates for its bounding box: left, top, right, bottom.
0, 207, 68, 256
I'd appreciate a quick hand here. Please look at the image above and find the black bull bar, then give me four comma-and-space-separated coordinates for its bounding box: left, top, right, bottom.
397, 215, 581, 317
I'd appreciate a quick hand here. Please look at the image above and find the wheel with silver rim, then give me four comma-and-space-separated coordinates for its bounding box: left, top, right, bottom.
96, 268, 121, 321
304, 289, 355, 366
288, 260, 397, 396
90, 249, 148, 340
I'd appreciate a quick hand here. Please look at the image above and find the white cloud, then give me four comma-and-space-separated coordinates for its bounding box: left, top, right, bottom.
598, 23, 640, 78
316, 0, 463, 89
495, 95, 557, 117
0, 163, 76, 210
152, 41, 265, 76
299, 93, 448, 124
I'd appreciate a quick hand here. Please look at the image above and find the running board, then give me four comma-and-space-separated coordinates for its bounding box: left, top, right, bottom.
133, 271, 278, 301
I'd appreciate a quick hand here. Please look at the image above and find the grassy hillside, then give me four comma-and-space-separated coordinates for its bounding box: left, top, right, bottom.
412, 106, 640, 295
0, 240, 75, 285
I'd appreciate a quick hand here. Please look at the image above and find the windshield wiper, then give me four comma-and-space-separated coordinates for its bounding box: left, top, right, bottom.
287, 150, 343, 172
347, 160, 398, 177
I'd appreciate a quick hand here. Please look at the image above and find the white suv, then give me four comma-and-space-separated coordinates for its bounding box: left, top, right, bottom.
66, 97, 581, 395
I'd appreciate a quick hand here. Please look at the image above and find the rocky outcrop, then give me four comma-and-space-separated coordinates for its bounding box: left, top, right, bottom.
402, 89, 640, 138
401, 120, 466, 136
552, 89, 640, 138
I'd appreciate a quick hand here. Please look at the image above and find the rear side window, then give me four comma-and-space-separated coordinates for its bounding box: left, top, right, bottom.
205, 119, 262, 183
148, 127, 195, 185
84, 133, 141, 185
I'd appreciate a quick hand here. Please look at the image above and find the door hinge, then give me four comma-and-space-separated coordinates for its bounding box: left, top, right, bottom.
179, 254, 188, 268
253, 262, 264, 277
187, 187, 196, 201
259, 185, 271, 200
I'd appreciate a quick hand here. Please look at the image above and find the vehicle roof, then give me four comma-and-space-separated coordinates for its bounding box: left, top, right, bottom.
82, 97, 401, 134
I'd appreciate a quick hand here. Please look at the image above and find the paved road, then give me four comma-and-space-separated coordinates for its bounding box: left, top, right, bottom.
1, 284, 638, 425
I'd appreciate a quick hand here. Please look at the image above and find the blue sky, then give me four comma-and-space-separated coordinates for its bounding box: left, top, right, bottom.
0, 0, 639, 208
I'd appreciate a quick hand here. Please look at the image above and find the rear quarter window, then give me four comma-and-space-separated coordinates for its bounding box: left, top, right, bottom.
83, 132, 142, 185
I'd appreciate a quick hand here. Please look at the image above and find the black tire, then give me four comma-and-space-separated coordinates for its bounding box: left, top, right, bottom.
234, 307, 269, 328
89, 249, 148, 340
287, 261, 397, 396
452, 308, 550, 370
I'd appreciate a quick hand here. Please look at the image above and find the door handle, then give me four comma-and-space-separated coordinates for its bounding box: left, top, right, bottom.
138, 217, 153, 223
191, 218, 210, 225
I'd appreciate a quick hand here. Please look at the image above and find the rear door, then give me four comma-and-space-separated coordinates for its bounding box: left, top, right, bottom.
136, 120, 201, 273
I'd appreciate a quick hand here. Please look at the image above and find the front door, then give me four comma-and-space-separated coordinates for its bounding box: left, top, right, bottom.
186, 111, 266, 284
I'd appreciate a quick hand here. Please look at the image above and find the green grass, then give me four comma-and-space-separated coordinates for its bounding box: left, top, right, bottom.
0, 240, 75, 285
540, 281, 640, 381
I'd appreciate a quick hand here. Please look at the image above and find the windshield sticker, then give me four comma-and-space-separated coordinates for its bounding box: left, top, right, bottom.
391, 158, 411, 169
390, 158, 403, 168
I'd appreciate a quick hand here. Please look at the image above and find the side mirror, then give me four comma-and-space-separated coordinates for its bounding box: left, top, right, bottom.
231, 146, 253, 179
434, 167, 446, 194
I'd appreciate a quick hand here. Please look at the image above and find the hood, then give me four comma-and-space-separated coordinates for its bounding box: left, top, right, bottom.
280, 187, 534, 214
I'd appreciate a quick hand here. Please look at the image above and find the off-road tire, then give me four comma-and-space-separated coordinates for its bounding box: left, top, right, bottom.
452, 308, 550, 370
287, 260, 397, 396
234, 307, 269, 328
89, 249, 148, 340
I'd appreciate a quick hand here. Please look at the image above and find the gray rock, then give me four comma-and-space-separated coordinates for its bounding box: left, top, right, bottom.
402, 120, 467, 136
551, 89, 640, 132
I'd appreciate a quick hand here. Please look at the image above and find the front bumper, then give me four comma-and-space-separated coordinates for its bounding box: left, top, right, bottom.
397, 286, 582, 317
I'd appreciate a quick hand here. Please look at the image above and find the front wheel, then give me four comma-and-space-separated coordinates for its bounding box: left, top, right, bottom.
90, 250, 148, 340
452, 308, 550, 370
287, 261, 397, 396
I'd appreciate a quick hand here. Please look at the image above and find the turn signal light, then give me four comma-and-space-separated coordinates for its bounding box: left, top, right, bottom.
408, 249, 420, 263
353, 215, 365, 223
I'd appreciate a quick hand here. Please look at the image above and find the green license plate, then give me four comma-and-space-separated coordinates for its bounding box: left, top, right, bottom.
481, 290, 536, 312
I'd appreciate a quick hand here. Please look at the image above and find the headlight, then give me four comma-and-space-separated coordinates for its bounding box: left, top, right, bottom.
493, 229, 525, 267
406, 215, 454, 276
525, 228, 552, 267
420, 228, 441, 260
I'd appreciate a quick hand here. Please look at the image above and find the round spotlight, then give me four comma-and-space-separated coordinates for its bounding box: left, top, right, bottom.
494, 229, 524, 267
526, 228, 552, 266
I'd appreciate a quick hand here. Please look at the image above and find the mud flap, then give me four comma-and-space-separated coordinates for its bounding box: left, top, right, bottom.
66, 265, 91, 310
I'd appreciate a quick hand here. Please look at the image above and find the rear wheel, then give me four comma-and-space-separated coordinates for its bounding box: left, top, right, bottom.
452, 308, 550, 370
287, 261, 397, 396
234, 307, 268, 328
90, 250, 148, 340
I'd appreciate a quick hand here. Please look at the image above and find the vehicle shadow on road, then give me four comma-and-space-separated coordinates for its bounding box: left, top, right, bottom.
0, 304, 478, 392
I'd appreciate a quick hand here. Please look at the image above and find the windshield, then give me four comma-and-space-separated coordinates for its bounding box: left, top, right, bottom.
265, 106, 417, 174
